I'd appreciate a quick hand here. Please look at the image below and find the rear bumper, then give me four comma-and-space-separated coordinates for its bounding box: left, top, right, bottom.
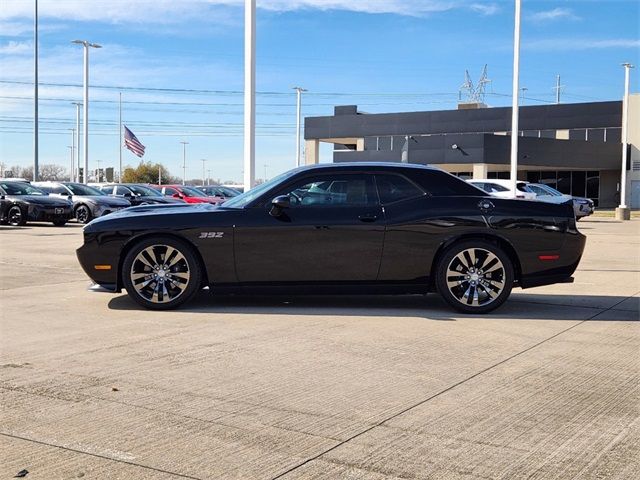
519, 231, 586, 289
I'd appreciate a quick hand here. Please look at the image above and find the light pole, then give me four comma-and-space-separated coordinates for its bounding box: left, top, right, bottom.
180, 141, 189, 185
617, 62, 634, 220
293, 86, 307, 167
69, 128, 75, 180
34, 0, 39, 181
207, 169, 211, 186
72, 40, 101, 184
244, 0, 256, 191
67, 146, 73, 180
509, 0, 522, 197
72, 102, 82, 182
264, 163, 267, 181
118, 92, 122, 182
201, 159, 206, 186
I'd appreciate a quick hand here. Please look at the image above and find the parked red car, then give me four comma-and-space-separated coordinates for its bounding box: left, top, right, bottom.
151, 185, 224, 205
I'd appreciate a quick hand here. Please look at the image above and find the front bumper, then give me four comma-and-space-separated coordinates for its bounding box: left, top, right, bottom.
93, 204, 129, 217
27, 205, 73, 222
76, 234, 122, 292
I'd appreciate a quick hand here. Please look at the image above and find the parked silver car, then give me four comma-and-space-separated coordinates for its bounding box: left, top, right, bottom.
527, 183, 594, 220
34, 182, 131, 224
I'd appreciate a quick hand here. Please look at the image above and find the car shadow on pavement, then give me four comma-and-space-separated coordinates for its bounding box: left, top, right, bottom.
107, 292, 639, 321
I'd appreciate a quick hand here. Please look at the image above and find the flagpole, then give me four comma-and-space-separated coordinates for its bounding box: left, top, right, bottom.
118, 92, 122, 182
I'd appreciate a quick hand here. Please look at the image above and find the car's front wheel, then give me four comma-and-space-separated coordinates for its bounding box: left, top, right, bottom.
122, 237, 202, 310
52, 218, 67, 227
7, 206, 26, 226
75, 205, 92, 224
436, 240, 514, 314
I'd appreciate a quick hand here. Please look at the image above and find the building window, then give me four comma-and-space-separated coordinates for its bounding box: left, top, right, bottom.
451, 172, 472, 179
587, 128, 605, 143
539, 130, 556, 139
488, 172, 510, 180
377, 136, 391, 151
569, 129, 587, 141
605, 128, 621, 143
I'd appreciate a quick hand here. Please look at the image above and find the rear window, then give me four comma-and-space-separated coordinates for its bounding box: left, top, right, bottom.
485, 183, 509, 193
412, 170, 485, 196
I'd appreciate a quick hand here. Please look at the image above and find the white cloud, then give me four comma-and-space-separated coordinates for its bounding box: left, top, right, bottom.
525, 38, 640, 51
528, 7, 581, 23
469, 3, 500, 16
0, 0, 499, 26
0, 41, 32, 54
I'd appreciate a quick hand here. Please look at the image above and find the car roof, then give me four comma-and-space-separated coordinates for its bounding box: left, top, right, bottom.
295, 162, 439, 173
469, 178, 527, 185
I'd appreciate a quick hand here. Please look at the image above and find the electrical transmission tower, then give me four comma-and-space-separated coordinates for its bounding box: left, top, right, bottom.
458, 65, 491, 105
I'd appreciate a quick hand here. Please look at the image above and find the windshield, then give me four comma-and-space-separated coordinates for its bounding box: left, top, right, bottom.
223, 170, 294, 208
129, 184, 162, 196
536, 184, 563, 196
219, 186, 240, 197
180, 186, 208, 198
0, 182, 47, 195
66, 183, 105, 196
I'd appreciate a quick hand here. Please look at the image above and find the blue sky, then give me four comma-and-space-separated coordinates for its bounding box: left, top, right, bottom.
1, 0, 638, 182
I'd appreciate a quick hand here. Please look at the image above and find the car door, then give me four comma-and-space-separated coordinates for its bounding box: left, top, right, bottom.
234, 173, 384, 283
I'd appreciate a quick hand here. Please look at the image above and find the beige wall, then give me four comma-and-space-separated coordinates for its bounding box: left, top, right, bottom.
625, 93, 640, 207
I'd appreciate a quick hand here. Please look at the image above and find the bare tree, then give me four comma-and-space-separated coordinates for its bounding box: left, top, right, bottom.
39, 164, 68, 181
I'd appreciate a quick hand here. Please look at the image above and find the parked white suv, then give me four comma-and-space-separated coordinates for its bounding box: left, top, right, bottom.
467, 179, 536, 200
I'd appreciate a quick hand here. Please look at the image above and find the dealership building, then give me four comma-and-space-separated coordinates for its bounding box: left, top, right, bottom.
303, 95, 640, 208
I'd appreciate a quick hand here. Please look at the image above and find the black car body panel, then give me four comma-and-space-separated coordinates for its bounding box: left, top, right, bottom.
76, 163, 585, 298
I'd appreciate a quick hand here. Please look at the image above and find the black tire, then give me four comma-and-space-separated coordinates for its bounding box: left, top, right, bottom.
436, 240, 514, 314
7, 205, 26, 226
75, 204, 92, 224
122, 236, 203, 310
52, 218, 67, 227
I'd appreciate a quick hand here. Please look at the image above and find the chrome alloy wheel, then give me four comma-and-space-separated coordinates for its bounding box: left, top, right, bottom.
130, 244, 191, 303
445, 247, 506, 307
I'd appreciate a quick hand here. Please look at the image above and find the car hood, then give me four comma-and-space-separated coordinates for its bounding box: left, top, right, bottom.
84, 202, 223, 231
8, 195, 71, 206
74, 195, 130, 206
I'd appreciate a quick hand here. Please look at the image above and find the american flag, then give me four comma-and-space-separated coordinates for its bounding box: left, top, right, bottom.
124, 125, 146, 157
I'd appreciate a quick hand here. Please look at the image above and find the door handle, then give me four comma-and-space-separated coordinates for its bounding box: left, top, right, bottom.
358, 214, 378, 222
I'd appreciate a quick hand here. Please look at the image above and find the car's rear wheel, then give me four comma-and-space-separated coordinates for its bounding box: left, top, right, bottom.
75, 204, 92, 224
122, 237, 202, 310
8, 206, 26, 226
436, 240, 514, 314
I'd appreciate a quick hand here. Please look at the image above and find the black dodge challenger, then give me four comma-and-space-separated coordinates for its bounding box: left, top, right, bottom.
77, 163, 585, 313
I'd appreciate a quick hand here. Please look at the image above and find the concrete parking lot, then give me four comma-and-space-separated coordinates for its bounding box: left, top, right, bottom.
1, 218, 638, 479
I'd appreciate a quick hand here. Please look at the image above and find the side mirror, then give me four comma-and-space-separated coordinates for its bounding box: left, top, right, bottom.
172, 193, 182, 198
0, 194, 4, 200
269, 195, 290, 217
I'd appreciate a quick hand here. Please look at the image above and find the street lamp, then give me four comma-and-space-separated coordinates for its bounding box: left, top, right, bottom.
509, 0, 522, 197
71, 102, 82, 182
180, 141, 189, 185
293, 86, 307, 167
72, 40, 101, 183
68, 128, 75, 180
201, 159, 207, 186
617, 62, 634, 220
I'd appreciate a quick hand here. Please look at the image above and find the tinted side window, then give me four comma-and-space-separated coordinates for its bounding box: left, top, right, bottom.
163, 187, 177, 195
412, 170, 483, 196
100, 186, 114, 194
115, 186, 129, 195
375, 174, 424, 204
486, 183, 509, 193
281, 174, 376, 207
